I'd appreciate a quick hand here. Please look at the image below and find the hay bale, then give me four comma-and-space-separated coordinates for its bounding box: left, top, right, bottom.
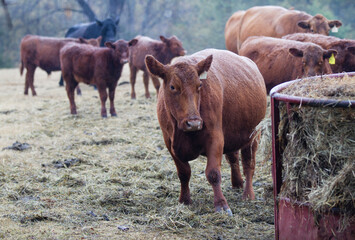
278, 75, 355, 228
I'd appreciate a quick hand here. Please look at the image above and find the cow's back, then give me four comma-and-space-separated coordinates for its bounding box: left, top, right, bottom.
171, 49, 267, 152
129, 36, 162, 70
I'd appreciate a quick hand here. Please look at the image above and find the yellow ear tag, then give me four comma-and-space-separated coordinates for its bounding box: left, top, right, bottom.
329, 53, 335, 65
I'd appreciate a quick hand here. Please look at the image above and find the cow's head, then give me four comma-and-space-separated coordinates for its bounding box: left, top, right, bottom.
96, 18, 119, 46
105, 38, 138, 64
145, 54, 213, 132
160, 35, 186, 57
322, 41, 355, 72
289, 45, 337, 76
298, 14, 342, 35
79, 36, 102, 47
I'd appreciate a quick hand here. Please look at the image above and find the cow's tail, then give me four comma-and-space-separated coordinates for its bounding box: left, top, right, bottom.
20, 60, 24, 76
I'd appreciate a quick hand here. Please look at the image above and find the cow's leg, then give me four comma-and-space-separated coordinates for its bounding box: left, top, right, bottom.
108, 82, 117, 117
65, 78, 78, 115
206, 135, 232, 216
151, 75, 160, 97
129, 63, 137, 99
173, 157, 192, 205
76, 84, 82, 96
25, 65, 37, 96
143, 70, 151, 98
97, 82, 108, 118
240, 139, 258, 200
225, 152, 243, 189
59, 74, 64, 86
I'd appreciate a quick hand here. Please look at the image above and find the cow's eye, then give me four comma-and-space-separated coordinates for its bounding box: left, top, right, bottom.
197, 83, 202, 91
318, 61, 323, 65
170, 85, 175, 91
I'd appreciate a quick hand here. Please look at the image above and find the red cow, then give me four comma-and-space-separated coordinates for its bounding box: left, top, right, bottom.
239, 36, 337, 93
19, 35, 101, 96
283, 33, 355, 73
225, 6, 342, 54
145, 49, 267, 215
60, 39, 137, 117
129, 35, 186, 99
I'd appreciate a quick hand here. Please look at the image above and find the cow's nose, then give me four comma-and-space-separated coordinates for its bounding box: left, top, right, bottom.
183, 119, 203, 132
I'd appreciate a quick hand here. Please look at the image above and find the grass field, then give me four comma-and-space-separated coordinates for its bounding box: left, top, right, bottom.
0, 66, 274, 239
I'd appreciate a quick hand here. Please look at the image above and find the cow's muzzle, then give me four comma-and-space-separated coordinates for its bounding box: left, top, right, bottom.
183, 118, 203, 132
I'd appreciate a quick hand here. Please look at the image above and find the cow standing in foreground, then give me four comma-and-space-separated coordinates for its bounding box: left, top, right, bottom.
60, 39, 137, 117
239, 36, 337, 93
283, 33, 355, 73
225, 5, 342, 54
20, 35, 101, 96
129, 35, 186, 99
145, 49, 267, 215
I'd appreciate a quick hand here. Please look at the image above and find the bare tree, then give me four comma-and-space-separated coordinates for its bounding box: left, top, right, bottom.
76, 0, 96, 21
1, 0, 13, 29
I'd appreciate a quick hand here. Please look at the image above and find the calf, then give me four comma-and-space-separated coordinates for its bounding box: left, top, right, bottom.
60, 39, 137, 117
129, 35, 186, 99
145, 49, 267, 215
225, 6, 342, 54
20, 35, 101, 96
283, 33, 355, 73
239, 36, 337, 93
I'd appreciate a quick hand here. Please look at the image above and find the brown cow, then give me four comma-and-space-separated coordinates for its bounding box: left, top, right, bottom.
239, 36, 337, 93
20, 35, 102, 96
224, 10, 245, 53
60, 39, 138, 117
145, 49, 267, 215
283, 33, 355, 73
225, 6, 342, 54
129, 35, 186, 99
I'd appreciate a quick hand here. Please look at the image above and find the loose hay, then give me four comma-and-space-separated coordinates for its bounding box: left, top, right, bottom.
278, 75, 355, 229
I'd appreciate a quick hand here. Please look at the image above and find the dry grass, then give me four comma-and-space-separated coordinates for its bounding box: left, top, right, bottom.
278, 75, 355, 229
0, 66, 274, 239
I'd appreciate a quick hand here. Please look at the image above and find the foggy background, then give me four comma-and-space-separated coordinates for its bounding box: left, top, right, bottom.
0, 0, 354, 68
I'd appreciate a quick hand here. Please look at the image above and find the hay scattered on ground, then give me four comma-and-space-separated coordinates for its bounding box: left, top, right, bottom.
0, 67, 274, 239
278, 75, 355, 229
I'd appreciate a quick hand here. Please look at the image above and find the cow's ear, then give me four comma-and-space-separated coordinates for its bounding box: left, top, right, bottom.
105, 42, 115, 49
97, 36, 102, 45
323, 49, 337, 59
160, 36, 168, 43
289, 48, 304, 58
297, 21, 310, 29
145, 55, 167, 81
347, 46, 355, 55
96, 19, 103, 26
129, 39, 138, 47
196, 55, 213, 76
328, 20, 342, 28
115, 16, 120, 25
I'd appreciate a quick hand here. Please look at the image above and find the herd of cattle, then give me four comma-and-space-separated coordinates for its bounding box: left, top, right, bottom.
18, 5, 354, 215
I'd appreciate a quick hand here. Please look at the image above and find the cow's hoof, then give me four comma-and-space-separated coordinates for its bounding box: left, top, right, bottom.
102, 115, 107, 118
215, 206, 233, 216
111, 113, 117, 117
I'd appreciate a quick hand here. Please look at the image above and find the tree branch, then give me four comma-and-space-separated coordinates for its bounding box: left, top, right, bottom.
1, 0, 13, 29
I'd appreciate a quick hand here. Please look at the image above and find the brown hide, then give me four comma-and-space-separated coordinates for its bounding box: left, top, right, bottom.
129, 35, 186, 99
283, 33, 355, 73
19, 35, 101, 96
224, 10, 245, 53
225, 6, 342, 54
60, 39, 137, 117
239, 36, 337, 93
145, 49, 267, 214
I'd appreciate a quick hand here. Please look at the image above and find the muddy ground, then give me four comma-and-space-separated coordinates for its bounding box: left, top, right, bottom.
0, 67, 274, 239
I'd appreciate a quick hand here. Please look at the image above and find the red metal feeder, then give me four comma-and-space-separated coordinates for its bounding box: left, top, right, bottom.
270, 72, 355, 240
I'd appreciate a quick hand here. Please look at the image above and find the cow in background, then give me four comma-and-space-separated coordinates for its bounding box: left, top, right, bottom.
225, 6, 342, 54
283, 33, 355, 73
60, 38, 138, 117
59, 17, 120, 87
145, 49, 267, 215
129, 35, 186, 99
239, 36, 337, 93
20, 35, 101, 96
